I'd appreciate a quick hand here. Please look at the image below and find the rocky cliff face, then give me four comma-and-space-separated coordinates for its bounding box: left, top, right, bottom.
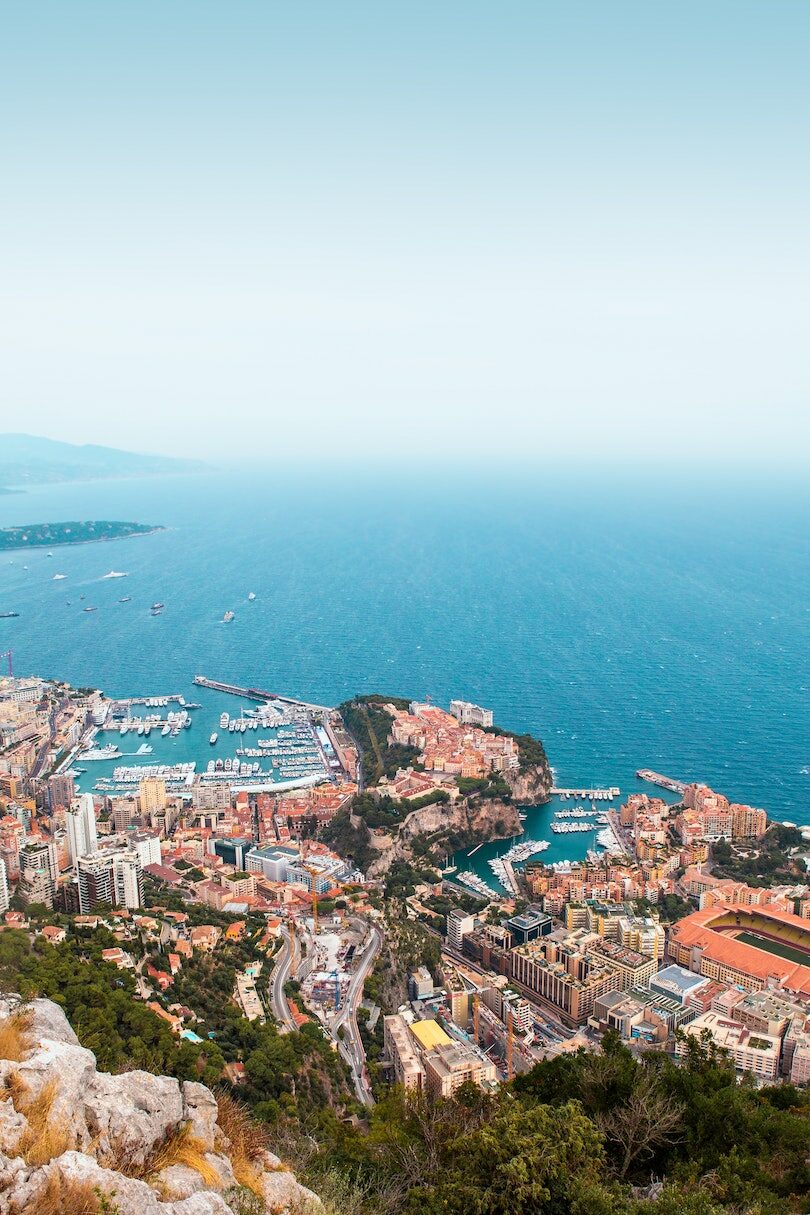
506, 763, 552, 805
367, 792, 522, 877
0, 997, 320, 1215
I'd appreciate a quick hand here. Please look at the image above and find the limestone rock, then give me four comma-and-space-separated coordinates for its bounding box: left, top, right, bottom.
0, 997, 322, 1215
155, 1153, 235, 1201
25, 997, 81, 1047
6, 1037, 97, 1148
259, 1166, 322, 1212
0, 1098, 27, 1156
182, 1080, 220, 1152
85, 1069, 184, 1168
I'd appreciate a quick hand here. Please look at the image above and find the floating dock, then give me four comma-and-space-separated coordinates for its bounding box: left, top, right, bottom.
550, 787, 620, 799
635, 770, 686, 794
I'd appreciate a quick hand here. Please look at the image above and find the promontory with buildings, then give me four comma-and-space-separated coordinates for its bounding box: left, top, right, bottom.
0, 668, 808, 1201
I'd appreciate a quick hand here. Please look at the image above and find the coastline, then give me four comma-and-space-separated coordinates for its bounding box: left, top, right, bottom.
0, 525, 166, 553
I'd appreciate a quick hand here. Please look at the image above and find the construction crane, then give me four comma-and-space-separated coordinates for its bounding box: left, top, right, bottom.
506, 1008, 514, 1082
0, 651, 12, 678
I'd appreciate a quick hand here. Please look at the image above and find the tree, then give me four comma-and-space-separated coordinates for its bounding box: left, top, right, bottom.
597, 1069, 683, 1178
418, 1099, 610, 1215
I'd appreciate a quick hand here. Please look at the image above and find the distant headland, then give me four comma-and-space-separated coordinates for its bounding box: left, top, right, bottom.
0, 432, 205, 492
0, 520, 164, 550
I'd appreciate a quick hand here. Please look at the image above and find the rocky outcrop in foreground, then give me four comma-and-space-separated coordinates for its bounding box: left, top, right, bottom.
0, 997, 320, 1215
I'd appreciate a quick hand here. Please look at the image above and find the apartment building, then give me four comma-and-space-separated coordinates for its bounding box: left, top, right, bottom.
676, 1011, 781, 1082
383, 1014, 426, 1091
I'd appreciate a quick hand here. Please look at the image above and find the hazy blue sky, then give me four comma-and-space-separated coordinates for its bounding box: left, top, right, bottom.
2, 2, 809, 462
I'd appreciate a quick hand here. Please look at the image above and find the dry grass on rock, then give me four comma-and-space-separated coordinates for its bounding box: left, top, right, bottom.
0, 1009, 33, 1063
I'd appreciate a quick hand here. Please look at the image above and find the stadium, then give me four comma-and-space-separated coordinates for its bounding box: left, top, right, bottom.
667, 903, 810, 997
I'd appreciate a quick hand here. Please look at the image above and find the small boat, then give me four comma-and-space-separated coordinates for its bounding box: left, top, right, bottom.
247, 592, 256, 601
53, 573, 67, 580
209, 733, 218, 745
83, 606, 97, 613
102, 571, 128, 579
119, 596, 132, 603
223, 610, 235, 623
0, 611, 19, 619
161, 724, 171, 736
151, 603, 164, 615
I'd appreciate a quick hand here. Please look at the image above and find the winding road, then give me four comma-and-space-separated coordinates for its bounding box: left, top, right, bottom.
331, 922, 383, 1106
268, 926, 299, 1032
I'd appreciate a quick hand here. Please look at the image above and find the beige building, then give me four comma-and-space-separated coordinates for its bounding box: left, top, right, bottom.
383, 1015, 426, 1091
423, 1040, 497, 1097
617, 915, 666, 962
676, 1011, 781, 1082
139, 778, 167, 815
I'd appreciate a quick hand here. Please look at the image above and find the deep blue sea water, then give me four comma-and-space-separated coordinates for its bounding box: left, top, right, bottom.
0, 467, 807, 839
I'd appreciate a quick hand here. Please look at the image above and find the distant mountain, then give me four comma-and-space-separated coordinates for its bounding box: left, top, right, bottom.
0, 434, 206, 488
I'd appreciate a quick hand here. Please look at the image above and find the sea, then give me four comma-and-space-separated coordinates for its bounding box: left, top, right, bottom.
0, 465, 807, 885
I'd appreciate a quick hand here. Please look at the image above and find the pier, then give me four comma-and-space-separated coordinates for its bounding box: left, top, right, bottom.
550, 786, 620, 799
635, 770, 686, 794
193, 675, 327, 712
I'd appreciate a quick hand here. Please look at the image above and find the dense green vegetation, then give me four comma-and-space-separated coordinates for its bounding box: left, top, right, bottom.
457, 772, 512, 799
0, 922, 356, 1128
0, 928, 223, 1083
383, 859, 441, 899
711, 825, 807, 888
634, 893, 694, 923
322, 807, 375, 872
0, 520, 162, 550
307, 1030, 810, 1214
338, 696, 420, 785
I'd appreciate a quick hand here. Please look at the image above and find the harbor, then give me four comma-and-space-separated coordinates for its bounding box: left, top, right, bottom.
59, 680, 342, 796
451, 771, 676, 894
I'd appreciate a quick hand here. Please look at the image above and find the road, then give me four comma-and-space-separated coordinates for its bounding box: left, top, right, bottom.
331, 922, 383, 1106
268, 926, 299, 1033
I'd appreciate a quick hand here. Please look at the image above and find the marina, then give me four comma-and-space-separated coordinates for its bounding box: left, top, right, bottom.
488, 856, 519, 895
500, 837, 551, 863
60, 679, 339, 796
553, 805, 604, 819
456, 870, 500, 900
550, 786, 620, 799
595, 820, 627, 854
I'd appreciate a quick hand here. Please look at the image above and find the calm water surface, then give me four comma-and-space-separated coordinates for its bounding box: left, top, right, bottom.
0, 466, 807, 831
